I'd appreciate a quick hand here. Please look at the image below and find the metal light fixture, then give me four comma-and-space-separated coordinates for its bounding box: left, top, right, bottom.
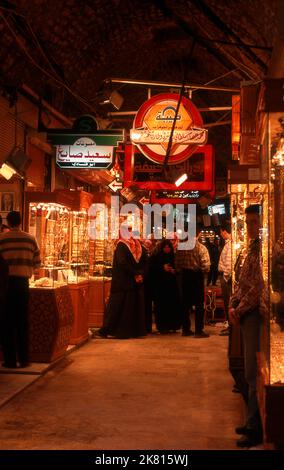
100, 90, 124, 110
0, 147, 30, 180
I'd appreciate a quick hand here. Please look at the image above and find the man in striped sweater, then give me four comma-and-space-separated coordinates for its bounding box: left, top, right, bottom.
0, 211, 41, 368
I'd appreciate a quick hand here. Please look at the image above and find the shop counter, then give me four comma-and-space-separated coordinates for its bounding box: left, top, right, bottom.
68, 280, 90, 345
28, 285, 74, 363
88, 277, 111, 327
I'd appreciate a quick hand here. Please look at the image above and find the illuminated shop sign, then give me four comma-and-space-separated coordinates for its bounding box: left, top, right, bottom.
131, 93, 207, 165
155, 190, 200, 199
49, 132, 124, 170
123, 144, 214, 191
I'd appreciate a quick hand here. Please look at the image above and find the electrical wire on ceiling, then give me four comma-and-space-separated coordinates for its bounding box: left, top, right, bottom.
190, 68, 239, 94
25, 21, 66, 83
0, 3, 25, 17
2, 7, 64, 84
191, 14, 262, 81
202, 68, 240, 87
0, 9, 98, 114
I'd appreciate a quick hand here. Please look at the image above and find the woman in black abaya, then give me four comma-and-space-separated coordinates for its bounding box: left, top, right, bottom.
150, 239, 182, 333
98, 237, 147, 339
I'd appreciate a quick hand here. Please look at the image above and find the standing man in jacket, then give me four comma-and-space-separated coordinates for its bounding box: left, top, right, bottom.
0, 211, 41, 368
218, 222, 232, 336
229, 205, 264, 447
176, 225, 210, 338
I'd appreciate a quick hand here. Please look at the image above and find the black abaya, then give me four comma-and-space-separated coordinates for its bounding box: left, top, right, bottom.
150, 250, 182, 332
102, 241, 147, 339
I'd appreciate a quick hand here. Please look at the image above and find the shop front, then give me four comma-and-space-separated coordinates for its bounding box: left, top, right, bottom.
256, 100, 284, 449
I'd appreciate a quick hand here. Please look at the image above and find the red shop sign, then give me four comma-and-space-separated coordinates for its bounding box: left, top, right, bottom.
130, 93, 207, 165
123, 144, 214, 191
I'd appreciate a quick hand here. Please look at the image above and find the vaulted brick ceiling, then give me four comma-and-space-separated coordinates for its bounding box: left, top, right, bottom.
0, 0, 277, 176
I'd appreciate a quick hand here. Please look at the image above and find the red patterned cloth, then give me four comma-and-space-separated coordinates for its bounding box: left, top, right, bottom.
116, 238, 142, 263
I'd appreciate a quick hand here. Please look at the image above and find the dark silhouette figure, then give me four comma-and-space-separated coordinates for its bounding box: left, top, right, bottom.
150, 239, 182, 333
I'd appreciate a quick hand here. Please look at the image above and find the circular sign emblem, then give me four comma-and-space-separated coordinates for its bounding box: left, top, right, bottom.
131, 93, 207, 164
72, 114, 98, 132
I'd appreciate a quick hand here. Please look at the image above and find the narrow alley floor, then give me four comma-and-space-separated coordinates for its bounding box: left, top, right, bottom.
0, 326, 243, 450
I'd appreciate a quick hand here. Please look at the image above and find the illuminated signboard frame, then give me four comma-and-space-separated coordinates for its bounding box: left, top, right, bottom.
48, 130, 124, 170
131, 93, 207, 165
150, 187, 215, 205
123, 144, 214, 191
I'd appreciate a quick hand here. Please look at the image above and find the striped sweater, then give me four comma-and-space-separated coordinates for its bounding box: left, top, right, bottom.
0, 229, 41, 278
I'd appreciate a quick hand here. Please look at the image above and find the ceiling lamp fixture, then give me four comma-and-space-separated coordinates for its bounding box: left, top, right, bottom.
0, 147, 30, 180
100, 90, 124, 110
0, 162, 17, 180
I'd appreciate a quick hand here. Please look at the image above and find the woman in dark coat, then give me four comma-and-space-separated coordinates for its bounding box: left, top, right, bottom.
98, 237, 147, 339
150, 239, 182, 333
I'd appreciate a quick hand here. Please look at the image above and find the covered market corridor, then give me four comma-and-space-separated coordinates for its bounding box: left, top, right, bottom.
0, 327, 243, 450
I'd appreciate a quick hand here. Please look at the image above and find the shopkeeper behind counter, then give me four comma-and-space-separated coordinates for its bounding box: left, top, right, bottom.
0, 211, 41, 369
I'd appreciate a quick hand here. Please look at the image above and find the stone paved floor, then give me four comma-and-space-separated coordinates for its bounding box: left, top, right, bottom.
0, 326, 244, 450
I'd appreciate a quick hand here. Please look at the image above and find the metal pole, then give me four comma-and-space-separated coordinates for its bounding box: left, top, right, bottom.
107, 106, 232, 117
204, 120, 231, 128
106, 77, 240, 93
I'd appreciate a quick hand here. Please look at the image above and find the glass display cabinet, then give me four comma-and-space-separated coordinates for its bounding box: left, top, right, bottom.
69, 209, 90, 284
28, 201, 71, 288
227, 178, 269, 403
24, 191, 74, 363
230, 183, 269, 289
256, 110, 284, 449
88, 196, 114, 328
56, 190, 93, 345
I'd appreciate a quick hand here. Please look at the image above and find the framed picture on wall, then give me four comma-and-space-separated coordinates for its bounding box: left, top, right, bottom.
0, 192, 14, 212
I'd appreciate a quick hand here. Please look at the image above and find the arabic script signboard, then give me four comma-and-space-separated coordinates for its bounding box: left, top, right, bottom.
155, 190, 200, 199
131, 93, 207, 165
123, 144, 214, 191
150, 189, 215, 205
48, 132, 124, 169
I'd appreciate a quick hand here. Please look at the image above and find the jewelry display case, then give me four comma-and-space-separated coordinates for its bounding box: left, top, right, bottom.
56, 190, 93, 344
230, 183, 269, 289
256, 110, 284, 449
68, 207, 90, 344
228, 180, 269, 402
68, 209, 90, 284
25, 191, 74, 363
68, 207, 90, 345
28, 201, 71, 288
88, 195, 114, 327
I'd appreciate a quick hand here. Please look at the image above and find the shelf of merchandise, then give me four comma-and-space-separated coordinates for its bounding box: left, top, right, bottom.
25, 191, 74, 362
256, 110, 284, 449
57, 190, 93, 345
88, 192, 113, 328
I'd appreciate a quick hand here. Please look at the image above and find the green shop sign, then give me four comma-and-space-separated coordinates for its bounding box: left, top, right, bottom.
48, 131, 124, 170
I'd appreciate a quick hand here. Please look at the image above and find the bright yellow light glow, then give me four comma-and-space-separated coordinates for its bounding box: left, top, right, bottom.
0, 163, 16, 180
175, 173, 188, 187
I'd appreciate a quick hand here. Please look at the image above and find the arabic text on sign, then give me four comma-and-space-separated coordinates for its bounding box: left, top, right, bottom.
134, 165, 162, 173
56, 144, 112, 164
130, 128, 208, 145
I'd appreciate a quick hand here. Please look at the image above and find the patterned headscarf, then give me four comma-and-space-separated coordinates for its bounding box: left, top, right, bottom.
117, 238, 142, 263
